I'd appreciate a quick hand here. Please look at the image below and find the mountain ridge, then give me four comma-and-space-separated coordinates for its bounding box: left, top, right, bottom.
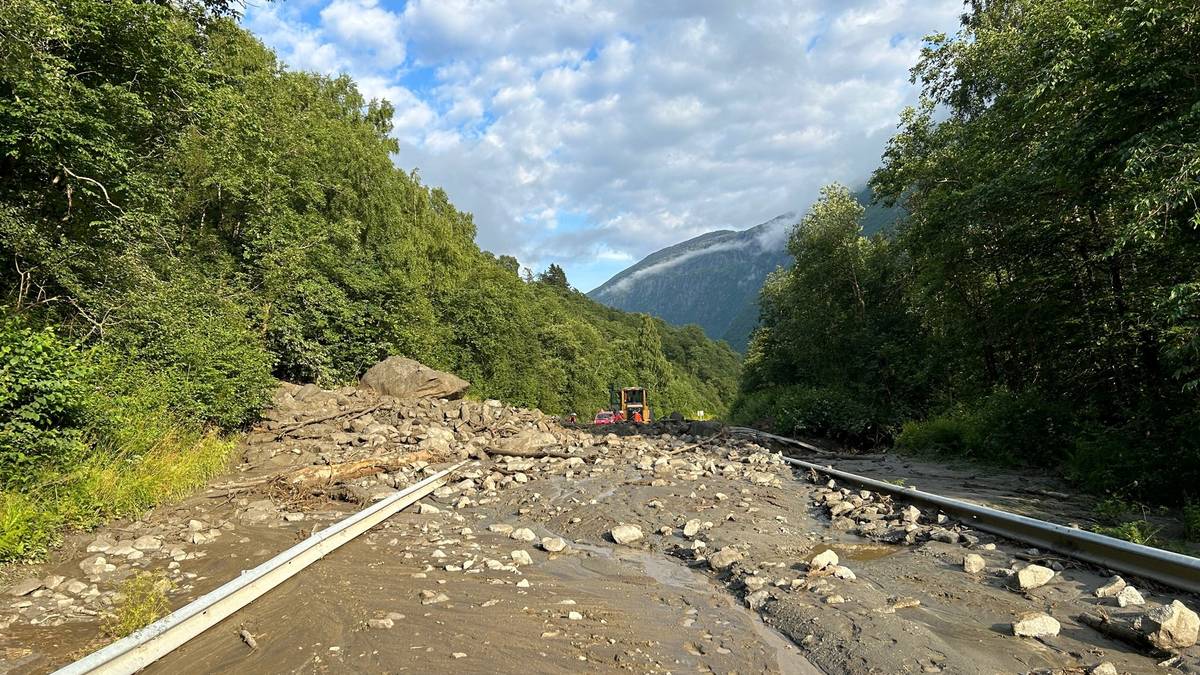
587, 186, 903, 352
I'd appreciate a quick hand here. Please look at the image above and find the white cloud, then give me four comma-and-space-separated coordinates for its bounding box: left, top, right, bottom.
242, 0, 964, 291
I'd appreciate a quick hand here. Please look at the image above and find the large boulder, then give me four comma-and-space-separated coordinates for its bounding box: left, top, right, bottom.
360, 357, 469, 400
1139, 600, 1199, 650
497, 429, 558, 454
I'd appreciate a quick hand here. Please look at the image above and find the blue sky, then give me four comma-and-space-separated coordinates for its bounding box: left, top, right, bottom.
243, 0, 964, 291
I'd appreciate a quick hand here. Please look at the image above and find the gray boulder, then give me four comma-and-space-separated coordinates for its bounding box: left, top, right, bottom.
360, 357, 469, 400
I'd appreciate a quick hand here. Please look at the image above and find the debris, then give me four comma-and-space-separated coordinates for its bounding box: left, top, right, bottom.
1094, 575, 1126, 598
746, 590, 771, 610
239, 629, 258, 649
540, 537, 568, 552
809, 549, 839, 571
1116, 585, 1145, 608
1014, 564, 1055, 590
510, 528, 538, 543
610, 524, 643, 545
7, 579, 42, 597
1012, 612, 1060, 638
1138, 600, 1199, 650
708, 546, 742, 571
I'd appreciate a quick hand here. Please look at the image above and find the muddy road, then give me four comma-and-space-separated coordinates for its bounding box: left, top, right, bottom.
3, 380, 1198, 674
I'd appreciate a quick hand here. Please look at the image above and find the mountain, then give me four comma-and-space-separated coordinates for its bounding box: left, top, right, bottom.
588, 186, 903, 352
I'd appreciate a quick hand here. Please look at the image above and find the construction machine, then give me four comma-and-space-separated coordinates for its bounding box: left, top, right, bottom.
609, 384, 651, 423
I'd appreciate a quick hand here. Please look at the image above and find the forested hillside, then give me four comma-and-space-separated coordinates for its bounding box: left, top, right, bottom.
735, 0, 1200, 507
0, 0, 738, 559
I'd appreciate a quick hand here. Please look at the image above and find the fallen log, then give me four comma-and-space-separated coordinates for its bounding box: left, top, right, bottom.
271, 401, 390, 439
209, 450, 437, 495
1078, 612, 1157, 653
482, 447, 576, 459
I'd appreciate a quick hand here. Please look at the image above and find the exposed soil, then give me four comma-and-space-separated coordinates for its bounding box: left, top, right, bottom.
2, 384, 1198, 674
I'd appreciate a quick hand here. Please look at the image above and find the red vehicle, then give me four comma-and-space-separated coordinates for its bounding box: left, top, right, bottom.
593, 411, 617, 425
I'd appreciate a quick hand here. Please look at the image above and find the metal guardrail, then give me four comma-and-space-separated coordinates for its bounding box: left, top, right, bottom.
730, 427, 1200, 594
56, 461, 466, 675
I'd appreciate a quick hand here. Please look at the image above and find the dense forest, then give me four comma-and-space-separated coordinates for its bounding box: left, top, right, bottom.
735, 0, 1200, 511
0, 0, 738, 560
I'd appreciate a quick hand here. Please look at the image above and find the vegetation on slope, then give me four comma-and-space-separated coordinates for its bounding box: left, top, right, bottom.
735, 0, 1200, 506
0, 0, 738, 560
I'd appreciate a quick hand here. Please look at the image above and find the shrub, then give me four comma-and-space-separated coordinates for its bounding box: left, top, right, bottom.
0, 318, 90, 486
1183, 503, 1200, 542
1092, 520, 1162, 547
731, 384, 882, 447
896, 389, 1075, 467
103, 571, 172, 638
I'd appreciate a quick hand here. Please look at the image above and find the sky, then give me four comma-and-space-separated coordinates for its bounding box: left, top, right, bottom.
243, 0, 965, 292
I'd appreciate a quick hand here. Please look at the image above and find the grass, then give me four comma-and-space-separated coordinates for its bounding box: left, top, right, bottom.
1183, 502, 1200, 543
0, 420, 236, 562
102, 571, 173, 638
1092, 519, 1163, 547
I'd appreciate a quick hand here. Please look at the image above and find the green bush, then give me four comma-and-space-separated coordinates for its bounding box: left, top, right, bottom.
896, 389, 1074, 467
731, 384, 881, 446
0, 318, 91, 486
1184, 503, 1200, 542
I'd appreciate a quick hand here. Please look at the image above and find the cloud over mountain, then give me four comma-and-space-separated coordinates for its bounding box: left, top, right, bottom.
243, 0, 962, 290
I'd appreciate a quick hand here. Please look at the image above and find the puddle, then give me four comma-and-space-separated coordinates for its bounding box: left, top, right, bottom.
810, 542, 901, 562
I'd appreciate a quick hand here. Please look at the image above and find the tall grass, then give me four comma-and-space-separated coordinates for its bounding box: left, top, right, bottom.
0, 421, 235, 562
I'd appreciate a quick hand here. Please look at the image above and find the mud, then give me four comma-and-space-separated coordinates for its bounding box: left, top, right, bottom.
3, 385, 1199, 675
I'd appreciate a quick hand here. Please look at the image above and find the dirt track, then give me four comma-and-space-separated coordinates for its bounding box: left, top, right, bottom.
3, 385, 1198, 674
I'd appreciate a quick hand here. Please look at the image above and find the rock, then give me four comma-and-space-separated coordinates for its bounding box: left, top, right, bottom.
610, 524, 643, 545
825, 595, 845, 605
567, 611, 583, 620
1094, 575, 1126, 598
745, 590, 771, 610
1012, 611, 1060, 638
419, 590, 450, 605
682, 519, 702, 538
1088, 663, 1118, 675
360, 356, 469, 400
488, 524, 514, 535
497, 429, 559, 454
708, 546, 742, 571
368, 618, 394, 629
132, 535, 162, 551
963, 554, 986, 574
79, 556, 116, 577
42, 575, 64, 590
540, 537, 568, 553
1116, 585, 1145, 608
900, 505, 921, 523
1015, 564, 1055, 590
510, 528, 538, 543
510, 550, 533, 566
810, 549, 839, 571
830, 565, 856, 581
86, 536, 114, 553
1139, 600, 1199, 650
418, 502, 441, 515
8, 579, 42, 597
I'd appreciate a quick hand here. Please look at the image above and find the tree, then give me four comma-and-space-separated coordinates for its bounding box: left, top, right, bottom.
537, 263, 569, 290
